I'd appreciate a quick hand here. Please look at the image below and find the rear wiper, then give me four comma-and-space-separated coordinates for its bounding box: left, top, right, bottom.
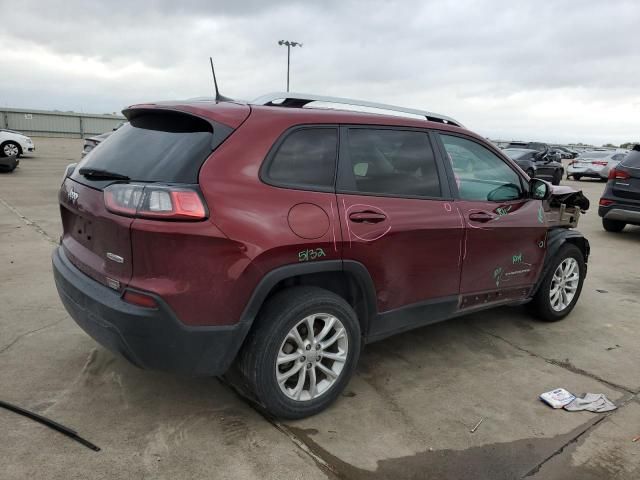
78, 167, 130, 181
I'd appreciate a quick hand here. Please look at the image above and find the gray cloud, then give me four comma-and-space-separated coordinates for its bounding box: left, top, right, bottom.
1, 0, 639, 144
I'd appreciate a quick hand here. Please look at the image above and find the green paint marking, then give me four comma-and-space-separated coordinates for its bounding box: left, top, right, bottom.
496, 205, 512, 217
512, 252, 523, 264
537, 205, 544, 224
298, 248, 326, 262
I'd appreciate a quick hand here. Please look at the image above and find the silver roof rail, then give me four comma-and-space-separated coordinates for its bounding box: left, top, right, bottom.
251, 92, 463, 127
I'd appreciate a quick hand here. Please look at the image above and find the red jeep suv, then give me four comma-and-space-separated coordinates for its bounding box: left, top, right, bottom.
53, 93, 589, 418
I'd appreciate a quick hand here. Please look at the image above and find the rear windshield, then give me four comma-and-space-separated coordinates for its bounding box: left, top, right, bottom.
577, 152, 608, 159
621, 151, 640, 168
77, 111, 215, 183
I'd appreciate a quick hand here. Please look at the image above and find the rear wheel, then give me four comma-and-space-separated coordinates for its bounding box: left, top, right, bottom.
552, 170, 562, 185
573, 174, 582, 181
1, 141, 20, 158
526, 168, 535, 178
236, 286, 361, 419
529, 244, 585, 322
602, 218, 626, 232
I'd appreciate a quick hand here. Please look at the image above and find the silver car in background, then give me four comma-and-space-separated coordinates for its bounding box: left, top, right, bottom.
567, 150, 628, 180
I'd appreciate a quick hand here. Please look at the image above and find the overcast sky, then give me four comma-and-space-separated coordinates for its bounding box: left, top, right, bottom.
1, 0, 638, 145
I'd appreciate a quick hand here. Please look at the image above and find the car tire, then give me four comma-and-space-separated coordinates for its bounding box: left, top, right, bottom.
528, 244, 585, 322
526, 168, 535, 178
602, 218, 625, 232
552, 170, 562, 185
1, 141, 20, 158
236, 286, 361, 419
573, 174, 582, 181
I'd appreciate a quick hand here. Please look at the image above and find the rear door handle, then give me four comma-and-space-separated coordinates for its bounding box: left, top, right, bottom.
468, 211, 496, 223
349, 211, 387, 224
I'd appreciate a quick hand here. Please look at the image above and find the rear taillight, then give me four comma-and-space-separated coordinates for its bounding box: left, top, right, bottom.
104, 184, 207, 221
608, 168, 630, 180
599, 198, 614, 206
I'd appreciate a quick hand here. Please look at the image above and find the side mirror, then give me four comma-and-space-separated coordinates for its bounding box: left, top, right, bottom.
530, 178, 551, 200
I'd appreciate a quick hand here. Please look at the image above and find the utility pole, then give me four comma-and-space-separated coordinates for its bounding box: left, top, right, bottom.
278, 40, 302, 92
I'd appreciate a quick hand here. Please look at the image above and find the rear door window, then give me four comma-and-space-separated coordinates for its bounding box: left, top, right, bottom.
338, 128, 442, 198
75, 110, 223, 185
263, 127, 338, 190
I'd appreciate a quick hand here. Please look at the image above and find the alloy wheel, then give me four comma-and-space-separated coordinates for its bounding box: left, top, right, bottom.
276, 313, 348, 402
3, 143, 19, 157
549, 258, 580, 312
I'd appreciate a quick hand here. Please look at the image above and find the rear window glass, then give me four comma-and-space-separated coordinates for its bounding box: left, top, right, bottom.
265, 128, 338, 189
77, 111, 215, 183
621, 151, 640, 168
577, 152, 608, 159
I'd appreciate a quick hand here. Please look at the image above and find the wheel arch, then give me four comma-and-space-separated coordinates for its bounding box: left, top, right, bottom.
531, 228, 590, 296
1, 140, 22, 156
238, 260, 377, 340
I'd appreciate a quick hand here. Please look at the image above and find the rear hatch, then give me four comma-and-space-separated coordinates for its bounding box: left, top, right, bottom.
572, 152, 609, 170
611, 150, 640, 202
59, 105, 246, 291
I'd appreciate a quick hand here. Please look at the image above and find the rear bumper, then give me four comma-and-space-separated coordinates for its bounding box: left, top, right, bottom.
52, 246, 249, 376
599, 203, 640, 224
567, 168, 604, 178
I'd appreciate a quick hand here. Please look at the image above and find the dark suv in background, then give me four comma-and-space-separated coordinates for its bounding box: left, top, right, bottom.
599, 144, 640, 232
53, 93, 590, 418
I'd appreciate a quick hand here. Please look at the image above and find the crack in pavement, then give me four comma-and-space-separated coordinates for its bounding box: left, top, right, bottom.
521, 416, 607, 478
472, 324, 640, 478
473, 325, 637, 395
0, 319, 64, 355
0, 196, 57, 245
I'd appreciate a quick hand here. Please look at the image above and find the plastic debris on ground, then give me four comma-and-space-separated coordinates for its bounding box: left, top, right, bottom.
540, 388, 576, 408
540, 389, 617, 413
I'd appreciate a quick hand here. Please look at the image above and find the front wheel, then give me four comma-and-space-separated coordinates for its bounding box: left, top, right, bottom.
528, 244, 585, 321
526, 168, 535, 179
236, 286, 361, 419
1, 141, 20, 158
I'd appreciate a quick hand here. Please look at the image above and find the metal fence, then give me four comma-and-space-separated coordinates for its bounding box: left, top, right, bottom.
1, 108, 126, 138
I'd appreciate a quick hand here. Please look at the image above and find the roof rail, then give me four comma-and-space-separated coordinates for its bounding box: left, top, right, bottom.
251, 92, 463, 127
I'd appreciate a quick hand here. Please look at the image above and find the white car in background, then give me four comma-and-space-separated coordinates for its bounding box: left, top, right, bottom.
0, 129, 35, 157
567, 150, 628, 181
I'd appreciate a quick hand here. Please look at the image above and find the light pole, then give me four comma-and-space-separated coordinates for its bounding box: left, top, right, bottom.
278, 40, 302, 92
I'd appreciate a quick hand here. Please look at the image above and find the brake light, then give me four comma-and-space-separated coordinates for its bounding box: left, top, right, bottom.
593, 161, 608, 166
123, 290, 158, 308
599, 198, 614, 206
104, 184, 207, 221
608, 168, 630, 180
